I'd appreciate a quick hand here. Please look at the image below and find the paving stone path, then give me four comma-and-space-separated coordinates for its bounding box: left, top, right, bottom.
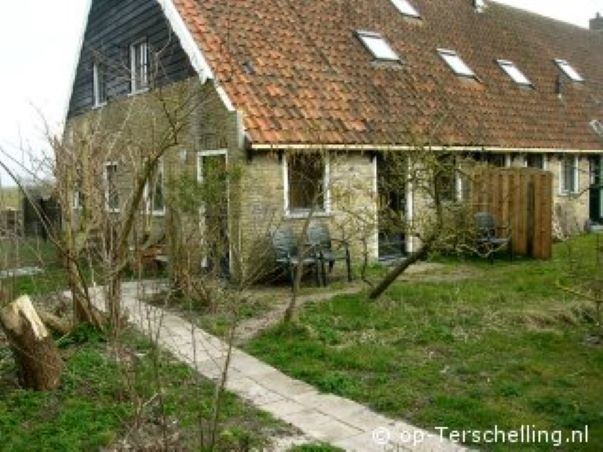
90, 282, 465, 452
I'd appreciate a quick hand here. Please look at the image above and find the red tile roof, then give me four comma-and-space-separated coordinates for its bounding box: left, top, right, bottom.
174, 0, 603, 149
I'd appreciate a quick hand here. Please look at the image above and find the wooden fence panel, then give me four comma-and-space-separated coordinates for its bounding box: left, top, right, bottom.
471, 168, 552, 259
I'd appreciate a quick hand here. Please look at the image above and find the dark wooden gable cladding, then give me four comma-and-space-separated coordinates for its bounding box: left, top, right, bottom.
68, 0, 196, 118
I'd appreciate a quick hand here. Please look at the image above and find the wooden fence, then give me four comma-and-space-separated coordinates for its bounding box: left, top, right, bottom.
471, 168, 553, 259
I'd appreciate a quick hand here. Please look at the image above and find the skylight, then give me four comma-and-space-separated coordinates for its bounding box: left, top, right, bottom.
357, 31, 400, 61
437, 49, 475, 78
390, 0, 420, 18
555, 59, 584, 82
497, 60, 532, 86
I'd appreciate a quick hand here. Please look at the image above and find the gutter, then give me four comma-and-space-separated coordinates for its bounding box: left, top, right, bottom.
250, 143, 603, 154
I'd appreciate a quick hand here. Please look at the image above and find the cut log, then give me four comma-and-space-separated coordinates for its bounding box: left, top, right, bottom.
0, 295, 63, 390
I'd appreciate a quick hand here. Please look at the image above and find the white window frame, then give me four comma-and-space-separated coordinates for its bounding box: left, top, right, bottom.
130, 39, 149, 94
144, 159, 166, 216
73, 190, 82, 210
92, 63, 107, 108
497, 59, 532, 86
437, 49, 476, 78
505, 154, 512, 168
196, 149, 230, 270
390, 0, 420, 18
104, 161, 120, 213
559, 155, 579, 195
357, 31, 400, 62
554, 59, 584, 82
283, 152, 331, 219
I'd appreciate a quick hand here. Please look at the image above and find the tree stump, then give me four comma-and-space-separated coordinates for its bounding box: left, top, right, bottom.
0, 295, 63, 390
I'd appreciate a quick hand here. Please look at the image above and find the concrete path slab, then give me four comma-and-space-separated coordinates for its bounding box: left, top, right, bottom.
88, 282, 465, 452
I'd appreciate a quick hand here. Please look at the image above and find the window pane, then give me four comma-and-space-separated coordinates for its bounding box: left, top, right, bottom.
435, 155, 457, 202
359, 33, 399, 61
562, 157, 575, 192
486, 154, 506, 167
498, 60, 531, 85
288, 154, 325, 211
439, 50, 475, 77
555, 60, 583, 82
93, 63, 107, 105
390, 0, 420, 17
132, 41, 149, 92
526, 154, 544, 169
152, 168, 164, 212
106, 164, 119, 210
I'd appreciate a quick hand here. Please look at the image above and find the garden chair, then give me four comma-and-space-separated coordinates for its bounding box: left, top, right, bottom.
474, 212, 513, 263
272, 225, 321, 289
307, 222, 352, 285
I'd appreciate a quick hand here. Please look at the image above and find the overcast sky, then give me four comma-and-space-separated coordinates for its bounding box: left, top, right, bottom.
0, 0, 602, 185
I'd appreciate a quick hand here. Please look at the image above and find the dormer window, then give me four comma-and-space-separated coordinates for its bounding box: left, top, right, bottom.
437, 49, 476, 78
497, 60, 532, 86
130, 39, 149, 93
92, 62, 107, 107
554, 59, 584, 82
390, 0, 420, 18
357, 31, 400, 62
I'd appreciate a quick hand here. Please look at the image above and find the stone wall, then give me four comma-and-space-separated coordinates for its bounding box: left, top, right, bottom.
236, 151, 378, 275
65, 77, 242, 275
67, 86, 597, 275
549, 155, 590, 236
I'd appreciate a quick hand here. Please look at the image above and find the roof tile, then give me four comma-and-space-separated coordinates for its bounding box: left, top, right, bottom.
174, 0, 603, 149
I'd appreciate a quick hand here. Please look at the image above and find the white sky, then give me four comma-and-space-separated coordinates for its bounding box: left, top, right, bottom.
0, 0, 602, 185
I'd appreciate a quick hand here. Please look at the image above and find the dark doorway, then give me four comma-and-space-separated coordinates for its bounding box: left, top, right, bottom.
590, 156, 603, 223
198, 152, 230, 275
377, 154, 407, 260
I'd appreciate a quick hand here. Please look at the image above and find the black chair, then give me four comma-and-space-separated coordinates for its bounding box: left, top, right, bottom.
474, 212, 513, 263
272, 226, 321, 289
307, 222, 352, 285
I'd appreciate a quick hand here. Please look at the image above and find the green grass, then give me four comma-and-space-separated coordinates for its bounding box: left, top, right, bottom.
246, 235, 603, 451
0, 326, 292, 451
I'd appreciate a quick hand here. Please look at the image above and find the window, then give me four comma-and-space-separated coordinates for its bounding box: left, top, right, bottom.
435, 155, 458, 202
485, 153, 508, 167
526, 154, 545, 169
438, 49, 476, 78
554, 59, 584, 82
390, 0, 420, 18
560, 156, 579, 194
104, 162, 120, 211
130, 39, 149, 93
73, 189, 85, 210
93, 63, 107, 107
145, 161, 165, 215
357, 31, 400, 61
497, 60, 532, 86
285, 153, 329, 216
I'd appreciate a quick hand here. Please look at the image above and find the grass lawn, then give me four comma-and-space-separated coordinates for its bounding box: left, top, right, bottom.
0, 326, 294, 451
246, 235, 603, 451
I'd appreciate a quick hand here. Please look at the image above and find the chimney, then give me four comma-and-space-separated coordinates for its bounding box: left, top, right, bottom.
591, 12, 603, 32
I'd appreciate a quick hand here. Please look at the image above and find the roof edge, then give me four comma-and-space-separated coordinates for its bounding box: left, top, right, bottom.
62, 0, 93, 129
156, 0, 235, 111
63, 0, 236, 126
251, 143, 603, 154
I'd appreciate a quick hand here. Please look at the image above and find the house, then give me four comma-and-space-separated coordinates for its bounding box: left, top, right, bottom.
65, 0, 603, 275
